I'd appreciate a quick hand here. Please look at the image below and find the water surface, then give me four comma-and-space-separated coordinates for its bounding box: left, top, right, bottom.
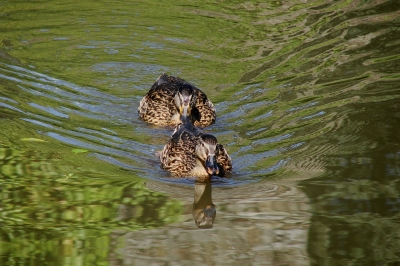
1, 0, 400, 265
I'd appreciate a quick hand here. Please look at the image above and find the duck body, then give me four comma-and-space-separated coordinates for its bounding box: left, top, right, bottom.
138, 74, 216, 127
159, 120, 232, 178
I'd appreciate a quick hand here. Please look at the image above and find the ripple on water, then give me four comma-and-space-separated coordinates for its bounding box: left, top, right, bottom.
1, 1, 400, 265
0, 0, 399, 188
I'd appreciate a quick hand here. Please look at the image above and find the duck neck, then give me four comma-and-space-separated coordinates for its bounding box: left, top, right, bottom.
189, 157, 210, 177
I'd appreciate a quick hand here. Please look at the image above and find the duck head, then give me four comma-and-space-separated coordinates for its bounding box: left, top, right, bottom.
196, 134, 219, 176
174, 84, 197, 119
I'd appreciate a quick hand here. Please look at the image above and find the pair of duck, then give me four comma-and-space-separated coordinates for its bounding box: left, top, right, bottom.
138, 74, 232, 178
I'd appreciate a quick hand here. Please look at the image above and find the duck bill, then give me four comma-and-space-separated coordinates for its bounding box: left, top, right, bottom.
205, 155, 219, 176
179, 105, 192, 122
180, 104, 192, 116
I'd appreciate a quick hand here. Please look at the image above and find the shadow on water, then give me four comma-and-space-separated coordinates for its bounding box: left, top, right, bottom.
297, 96, 400, 265
1, 0, 400, 265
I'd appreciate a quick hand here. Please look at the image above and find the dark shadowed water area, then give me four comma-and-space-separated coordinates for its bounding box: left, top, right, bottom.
1, 0, 400, 265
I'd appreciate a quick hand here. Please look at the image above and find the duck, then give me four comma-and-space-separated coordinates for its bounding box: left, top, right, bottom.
159, 117, 232, 177
138, 74, 216, 127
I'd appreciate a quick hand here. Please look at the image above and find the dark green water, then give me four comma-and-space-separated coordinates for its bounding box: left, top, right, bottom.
1, 0, 400, 265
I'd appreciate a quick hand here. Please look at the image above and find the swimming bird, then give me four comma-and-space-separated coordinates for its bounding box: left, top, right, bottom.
138, 74, 216, 127
159, 119, 232, 177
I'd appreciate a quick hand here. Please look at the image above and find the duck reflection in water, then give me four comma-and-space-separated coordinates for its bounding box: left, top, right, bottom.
193, 180, 216, 229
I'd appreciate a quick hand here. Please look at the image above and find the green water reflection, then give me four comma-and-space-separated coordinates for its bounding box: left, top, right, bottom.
0, 145, 183, 265
301, 149, 400, 265
1, 0, 400, 265
298, 97, 400, 265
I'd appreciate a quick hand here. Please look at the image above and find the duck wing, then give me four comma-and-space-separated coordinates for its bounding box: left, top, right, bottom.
193, 88, 216, 127
160, 128, 198, 177
138, 82, 177, 126
216, 144, 232, 176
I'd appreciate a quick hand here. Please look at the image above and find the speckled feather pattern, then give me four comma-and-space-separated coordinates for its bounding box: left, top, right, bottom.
216, 144, 232, 175
138, 74, 216, 127
138, 82, 177, 126
193, 90, 216, 127
160, 126, 198, 177
160, 123, 232, 177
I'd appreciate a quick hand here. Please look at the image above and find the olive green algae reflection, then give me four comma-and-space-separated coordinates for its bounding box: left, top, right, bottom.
299, 151, 400, 265
1, 0, 400, 265
0, 144, 183, 265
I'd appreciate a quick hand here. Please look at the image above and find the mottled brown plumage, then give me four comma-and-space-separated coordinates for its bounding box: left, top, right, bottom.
216, 144, 232, 176
160, 123, 198, 177
159, 121, 232, 177
138, 74, 216, 127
